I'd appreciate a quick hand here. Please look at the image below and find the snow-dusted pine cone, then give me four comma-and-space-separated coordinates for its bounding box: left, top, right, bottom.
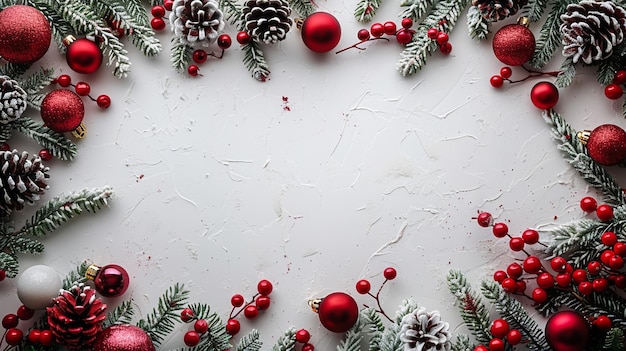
242, 0, 293, 44
561, 0, 626, 64
471, 0, 527, 22
47, 284, 107, 350
399, 307, 452, 351
0, 150, 49, 213
170, 0, 225, 46
0, 76, 27, 124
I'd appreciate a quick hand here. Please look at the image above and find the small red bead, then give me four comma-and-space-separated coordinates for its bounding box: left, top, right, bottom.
356, 279, 371, 294
615, 274, 626, 288
473, 346, 489, 351
383, 267, 397, 280
218, 34, 232, 49
302, 343, 315, 351
580, 196, 597, 212
509, 237, 525, 251
96, 95, 111, 108
439, 42, 452, 55
493, 270, 507, 283
515, 279, 526, 293
255, 295, 271, 310
555, 273, 572, 287
488, 338, 504, 351
0, 142, 9, 151
370, 23, 384, 37
506, 263, 523, 279
587, 261, 601, 275
436, 32, 449, 45
0, 269, 5, 281
39, 330, 53, 346
614, 242, 626, 256
231, 294, 245, 307
151, 5, 166, 18
180, 308, 195, 322
501, 278, 516, 293
578, 281, 593, 295
550, 256, 567, 273
523, 256, 542, 274
183, 331, 200, 347
597, 204, 614, 221
610, 255, 624, 270
2, 314, 18, 329
594, 315, 612, 331
5, 328, 23, 346
427, 28, 439, 39
536, 272, 555, 289
194, 319, 209, 334
605, 84, 623, 100
499, 67, 512, 79
601, 249, 615, 265
237, 31, 251, 45
150, 17, 166, 31
490, 75, 504, 88
383, 21, 397, 35
593, 277, 609, 292
16, 305, 34, 320
572, 269, 588, 283
614, 70, 626, 84
187, 65, 200, 76
602, 232, 618, 246
244, 305, 259, 319
531, 288, 548, 303
295, 329, 311, 343
74, 81, 90, 96
506, 329, 522, 345
56, 74, 71, 87
522, 229, 539, 244
357, 29, 370, 41
395, 29, 413, 44
192, 50, 207, 64
257, 279, 273, 295
490, 319, 509, 339
226, 319, 241, 335
164, 0, 174, 11
27, 329, 41, 344
476, 212, 492, 227
401, 18, 413, 29
492, 222, 508, 237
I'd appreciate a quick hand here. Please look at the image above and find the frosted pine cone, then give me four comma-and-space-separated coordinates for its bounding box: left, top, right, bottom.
399, 307, 451, 351
561, 0, 626, 64
242, 0, 293, 44
0, 76, 27, 124
471, 0, 527, 22
170, 0, 225, 46
0, 150, 49, 213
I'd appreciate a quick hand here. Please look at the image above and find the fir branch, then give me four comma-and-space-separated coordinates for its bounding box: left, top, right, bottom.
530, 0, 572, 68
219, 0, 242, 25
597, 48, 624, 86
0, 0, 18, 8
290, 0, 316, 18
26, 93, 46, 111
544, 110, 626, 206
242, 41, 271, 82
5, 236, 44, 255
523, 0, 549, 23
338, 315, 365, 351
360, 308, 385, 351
555, 57, 576, 88
0, 62, 29, 78
183, 303, 231, 351
171, 37, 192, 73
451, 334, 475, 351
399, 0, 434, 21
447, 270, 492, 345
104, 300, 136, 327
480, 281, 549, 350
236, 329, 263, 351
271, 327, 296, 351
137, 283, 190, 347
17, 67, 55, 96
119, 0, 151, 26
543, 217, 608, 267
13, 117, 77, 161
355, 0, 381, 23
0, 251, 20, 278
28, 0, 74, 51
604, 328, 625, 351
466, 6, 490, 41
16, 186, 114, 238
0, 125, 13, 144
537, 288, 626, 328
61, 262, 90, 289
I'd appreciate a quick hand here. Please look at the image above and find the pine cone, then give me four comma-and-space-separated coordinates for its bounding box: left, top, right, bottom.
170, 0, 225, 46
242, 0, 293, 44
0, 76, 27, 124
561, 0, 626, 64
0, 150, 49, 213
471, 0, 527, 22
47, 284, 107, 350
399, 307, 452, 351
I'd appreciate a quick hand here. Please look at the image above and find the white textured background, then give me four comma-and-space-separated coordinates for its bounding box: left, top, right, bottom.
0, 1, 622, 349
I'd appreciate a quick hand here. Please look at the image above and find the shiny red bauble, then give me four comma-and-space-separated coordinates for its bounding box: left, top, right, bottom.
40, 89, 85, 133
300, 12, 341, 53
65, 38, 103, 74
585, 124, 626, 166
317, 292, 358, 333
545, 310, 589, 351
530, 82, 559, 110
87, 264, 130, 298
0, 5, 51, 65
93, 325, 156, 351
492, 21, 535, 66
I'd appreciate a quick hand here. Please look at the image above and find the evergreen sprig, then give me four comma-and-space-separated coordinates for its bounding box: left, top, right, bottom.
104, 300, 136, 327
465, 6, 490, 40
399, 0, 434, 23
60, 261, 90, 289
543, 217, 613, 267
446, 270, 491, 345
530, 0, 572, 69
338, 315, 365, 351
271, 327, 296, 351
180, 303, 231, 351
171, 37, 193, 73
354, 0, 382, 22
13, 118, 77, 161
241, 41, 271, 82
16, 67, 55, 110
236, 329, 262, 351
220, 0, 242, 25
524, 0, 550, 23
290, 0, 316, 18
604, 328, 625, 351
555, 57, 576, 88
137, 283, 190, 347
360, 307, 385, 350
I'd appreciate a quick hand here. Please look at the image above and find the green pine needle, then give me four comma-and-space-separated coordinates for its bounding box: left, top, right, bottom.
338, 314, 364, 351
451, 334, 475, 351
360, 307, 385, 350
0, 62, 29, 78
466, 6, 490, 41
220, 0, 242, 25
604, 328, 626, 350
236, 329, 263, 351
355, 0, 381, 23
530, 0, 573, 68
399, 0, 434, 21
104, 300, 136, 327
290, 0, 316, 18
0, 251, 20, 278
137, 283, 190, 347
61, 262, 90, 289
13, 118, 77, 161
447, 270, 492, 345
524, 0, 550, 22
271, 327, 296, 351
242, 41, 271, 82
0, 126, 13, 144
171, 37, 193, 73
555, 57, 576, 88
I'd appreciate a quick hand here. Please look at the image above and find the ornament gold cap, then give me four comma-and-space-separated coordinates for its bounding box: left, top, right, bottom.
517, 17, 530, 27
62, 35, 77, 47
71, 123, 86, 138
577, 130, 591, 145
308, 298, 322, 313
295, 17, 304, 30
85, 264, 101, 280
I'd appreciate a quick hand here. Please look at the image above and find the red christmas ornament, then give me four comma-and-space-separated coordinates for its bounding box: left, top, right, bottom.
530, 81, 559, 110
545, 310, 589, 351
300, 12, 342, 53
0, 5, 51, 65
578, 124, 626, 166
63, 36, 103, 74
86, 264, 130, 298
40, 89, 85, 137
92, 325, 155, 351
310, 292, 358, 332
492, 17, 535, 66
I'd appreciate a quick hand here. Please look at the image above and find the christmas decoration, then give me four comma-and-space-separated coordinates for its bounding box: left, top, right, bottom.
310, 292, 359, 333
0, 150, 49, 214
47, 283, 107, 349
299, 12, 342, 53
0, 5, 51, 65
398, 307, 452, 351
86, 263, 130, 298
242, 0, 293, 44
530, 81, 559, 110
492, 17, 535, 66
170, 0, 225, 47
471, 0, 527, 22
93, 325, 156, 351
0, 76, 27, 124
16, 265, 62, 310
40, 89, 86, 138
577, 124, 626, 166
63, 36, 104, 75
545, 310, 590, 351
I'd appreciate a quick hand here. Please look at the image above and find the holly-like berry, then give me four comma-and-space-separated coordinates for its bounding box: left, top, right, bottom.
151, 5, 166, 18
555, 273, 572, 287
523, 256, 542, 274
488, 338, 504, 351
236, 31, 251, 45
257, 279, 273, 295
600, 249, 615, 265
56, 74, 71, 87
187, 65, 200, 77
0, 270, 6, 281
226, 319, 241, 335
605, 84, 623, 100
439, 42, 452, 55
356, 279, 371, 294
506, 329, 522, 345
506, 263, 523, 279
550, 256, 567, 272
183, 331, 201, 347
501, 278, 517, 293
180, 307, 195, 322
614, 242, 626, 256
2, 313, 18, 329
164, 0, 174, 10
194, 319, 209, 334
231, 294, 245, 307
580, 196, 597, 212
490, 75, 504, 88
493, 270, 507, 283
383, 21, 397, 35
0, 143, 10, 151
395, 29, 413, 45
609, 255, 624, 270
401, 18, 413, 29
601, 232, 618, 246
531, 287, 548, 303
476, 212, 492, 227
492, 222, 508, 237
295, 328, 311, 343
357, 29, 370, 41
370, 23, 384, 37
38, 149, 52, 161
383, 267, 397, 280
192, 50, 208, 64
597, 204, 614, 221
244, 305, 259, 319
255, 295, 271, 310
28, 329, 41, 344
436, 32, 449, 45
151, 17, 166, 31
499, 67, 512, 79
536, 272, 555, 289
218, 34, 232, 49
515, 280, 526, 293
427, 27, 439, 39
473, 346, 489, 351
522, 229, 539, 244
74, 82, 90, 96
490, 319, 509, 338
578, 281, 593, 295
594, 315, 612, 331
509, 237, 525, 251
587, 261, 601, 275
39, 330, 53, 346
302, 343, 315, 351
16, 305, 34, 320
593, 277, 609, 292
96, 95, 111, 108
572, 269, 588, 283
5, 328, 23, 346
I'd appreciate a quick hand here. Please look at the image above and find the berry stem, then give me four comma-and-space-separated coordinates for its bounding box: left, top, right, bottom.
335, 37, 390, 54
365, 279, 393, 322
505, 66, 561, 84
229, 292, 260, 319
208, 49, 225, 59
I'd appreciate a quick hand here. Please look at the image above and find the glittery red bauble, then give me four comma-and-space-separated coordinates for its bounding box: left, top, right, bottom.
545, 311, 589, 351
587, 124, 626, 166
40, 90, 84, 133
318, 292, 358, 332
530, 81, 559, 110
93, 325, 155, 351
301, 12, 341, 53
66, 38, 103, 74
93, 264, 130, 298
0, 5, 51, 65
492, 24, 536, 66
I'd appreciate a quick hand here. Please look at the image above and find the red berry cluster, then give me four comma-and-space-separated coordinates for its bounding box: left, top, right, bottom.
336, 19, 416, 54
426, 26, 452, 55
1, 305, 52, 348
188, 34, 233, 76
473, 319, 522, 351
489, 66, 560, 88
604, 70, 626, 100
580, 196, 614, 222
226, 279, 273, 337
53, 74, 111, 109
295, 328, 315, 351
355, 267, 397, 322
150, 4, 168, 31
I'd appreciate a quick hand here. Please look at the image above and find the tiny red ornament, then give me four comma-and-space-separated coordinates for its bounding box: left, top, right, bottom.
86, 264, 130, 298
311, 292, 359, 333
530, 81, 559, 110
583, 124, 626, 166
40, 89, 85, 134
300, 12, 342, 53
64, 36, 103, 74
492, 17, 535, 66
92, 325, 156, 351
545, 310, 589, 351
0, 5, 51, 65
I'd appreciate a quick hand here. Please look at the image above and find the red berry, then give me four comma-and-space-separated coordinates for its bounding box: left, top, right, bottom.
597, 204, 614, 221
28, 329, 41, 344
370, 23, 384, 37
383, 21, 397, 35
56, 74, 71, 87
490, 75, 504, 88
302, 343, 315, 351
615, 274, 626, 288
183, 331, 201, 347
231, 294, 245, 307
38, 149, 52, 161
605, 84, 623, 100
192, 50, 208, 64
96, 94, 111, 108
506, 263, 523, 279
614, 242, 626, 256
74, 82, 90, 96
587, 261, 601, 275
493, 270, 507, 283
5, 328, 23, 346
523, 256, 542, 274
150, 17, 166, 30
488, 338, 504, 351
0, 143, 9, 152
550, 256, 567, 273
383, 267, 397, 280
395, 29, 413, 44
531, 287, 548, 303
236, 31, 251, 44
610, 255, 624, 270
257, 279, 273, 295
356, 279, 371, 294
509, 237, 525, 251
593, 277, 609, 292
522, 229, 539, 244
515, 280, 527, 293
490, 319, 509, 339
164, 0, 174, 10
225, 319, 241, 335
436, 32, 449, 45
0, 269, 5, 281
218, 34, 232, 49
578, 281, 593, 295
16, 305, 34, 320
499, 67, 512, 79
506, 329, 522, 345
536, 272, 555, 289
427, 27, 439, 39
501, 278, 516, 293
244, 305, 258, 319
188, 65, 200, 76
580, 196, 597, 212
476, 212, 492, 227
602, 232, 618, 246
180, 307, 195, 322
2, 313, 18, 329
151, 5, 166, 18
357, 29, 370, 41
439, 42, 452, 55
614, 70, 626, 84
39, 330, 53, 346
194, 319, 209, 334
572, 269, 588, 283
401, 18, 413, 29
255, 295, 271, 310
473, 346, 489, 351
594, 315, 612, 331
492, 223, 508, 237
601, 249, 615, 265
295, 328, 311, 343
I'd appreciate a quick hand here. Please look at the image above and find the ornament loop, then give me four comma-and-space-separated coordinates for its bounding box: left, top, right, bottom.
517, 16, 530, 26
308, 298, 322, 313
85, 264, 101, 281
71, 123, 87, 139
577, 130, 591, 145
62, 35, 77, 47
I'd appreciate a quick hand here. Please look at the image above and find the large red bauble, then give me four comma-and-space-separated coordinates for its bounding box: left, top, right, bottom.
40, 90, 85, 133
586, 124, 626, 166
545, 310, 589, 351
66, 38, 103, 74
492, 23, 535, 66
317, 292, 358, 332
93, 325, 155, 351
89, 264, 130, 298
301, 12, 341, 53
0, 5, 51, 64
530, 81, 559, 110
